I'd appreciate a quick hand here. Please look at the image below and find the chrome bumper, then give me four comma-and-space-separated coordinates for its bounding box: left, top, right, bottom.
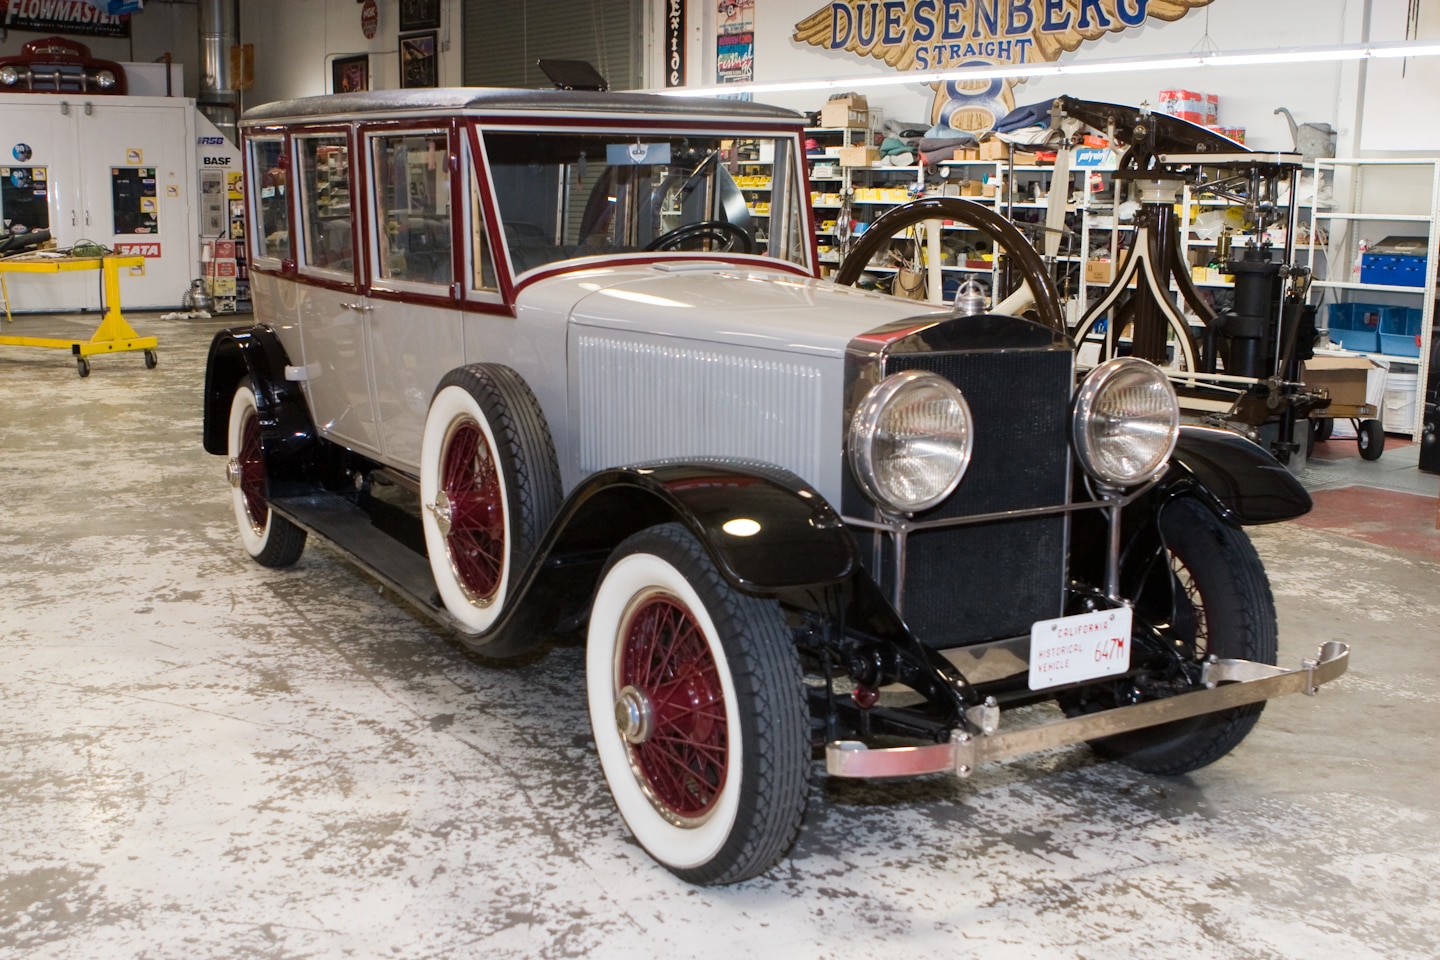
826, 641, 1349, 779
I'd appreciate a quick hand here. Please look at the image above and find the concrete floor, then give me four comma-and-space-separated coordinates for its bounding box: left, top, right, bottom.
2, 312, 1438, 960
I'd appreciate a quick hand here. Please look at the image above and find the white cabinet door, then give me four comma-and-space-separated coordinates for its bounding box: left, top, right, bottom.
0, 98, 96, 311
76, 100, 197, 309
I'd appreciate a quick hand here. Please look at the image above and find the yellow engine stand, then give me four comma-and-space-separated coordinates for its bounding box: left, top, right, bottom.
0, 254, 158, 377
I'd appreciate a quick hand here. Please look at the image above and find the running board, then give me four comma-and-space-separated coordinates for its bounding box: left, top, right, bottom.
826, 641, 1350, 779
269, 492, 459, 630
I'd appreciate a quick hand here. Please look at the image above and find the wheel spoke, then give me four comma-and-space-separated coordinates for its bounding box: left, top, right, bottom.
620, 594, 728, 820
239, 410, 268, 527
440, 419, 505, 601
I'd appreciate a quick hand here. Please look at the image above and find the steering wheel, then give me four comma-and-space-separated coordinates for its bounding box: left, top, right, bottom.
645, 220, 753, 254
833, 197, 1066, 334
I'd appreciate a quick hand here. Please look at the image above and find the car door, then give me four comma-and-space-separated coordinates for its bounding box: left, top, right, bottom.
361, 124, 464, 471
290, 127, 384, 458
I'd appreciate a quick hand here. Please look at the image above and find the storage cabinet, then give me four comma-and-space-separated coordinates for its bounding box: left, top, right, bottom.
0, 94, 200, 311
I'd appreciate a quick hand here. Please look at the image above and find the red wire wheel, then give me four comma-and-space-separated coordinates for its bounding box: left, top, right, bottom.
236, 406, 268, 534
437, 417, 506, 604
618, 592, 729, 824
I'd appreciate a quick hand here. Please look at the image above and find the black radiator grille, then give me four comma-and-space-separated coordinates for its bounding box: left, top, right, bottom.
878, 347, 1073, 647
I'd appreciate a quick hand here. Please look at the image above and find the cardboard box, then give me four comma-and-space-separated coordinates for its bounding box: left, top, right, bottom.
959, 180, 983, 197
1011, 150, 1039, 166
1305, 356, 1375, 408
978, 138, 1007, 160
821, 94, 868, 129
1085, 260, 1114, 284
837, 145, 880, 167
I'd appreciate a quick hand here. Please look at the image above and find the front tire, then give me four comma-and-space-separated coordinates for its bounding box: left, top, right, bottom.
226, 379, 307, 568
586, 524, 809, 885
1081, 497, 1277, 775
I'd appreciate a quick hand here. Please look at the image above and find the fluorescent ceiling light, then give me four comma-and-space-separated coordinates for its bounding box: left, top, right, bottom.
656, 38, 1440, 98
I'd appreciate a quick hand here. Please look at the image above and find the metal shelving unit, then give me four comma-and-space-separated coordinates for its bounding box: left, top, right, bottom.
1305, 157, 1438, 440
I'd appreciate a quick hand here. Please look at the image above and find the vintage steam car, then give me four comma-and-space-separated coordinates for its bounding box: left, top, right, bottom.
203, 87, 1347, 885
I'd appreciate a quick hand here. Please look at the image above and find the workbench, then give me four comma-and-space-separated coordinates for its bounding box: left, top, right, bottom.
0, 253, 158, 377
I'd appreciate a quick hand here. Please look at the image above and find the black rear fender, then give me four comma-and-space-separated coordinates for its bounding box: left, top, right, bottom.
202, 325, 317, 481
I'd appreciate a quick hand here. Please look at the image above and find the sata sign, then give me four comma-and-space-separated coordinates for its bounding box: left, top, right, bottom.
114, 242, 161, 258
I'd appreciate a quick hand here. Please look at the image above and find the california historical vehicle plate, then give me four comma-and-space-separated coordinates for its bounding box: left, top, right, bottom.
1028, 607, 1133, 690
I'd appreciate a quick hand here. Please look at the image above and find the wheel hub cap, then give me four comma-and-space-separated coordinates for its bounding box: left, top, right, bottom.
614, 685, 654, 744
225, 458, 242, 489
429, 490, 453, 538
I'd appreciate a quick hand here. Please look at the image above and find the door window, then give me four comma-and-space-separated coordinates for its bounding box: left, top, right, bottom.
296, 135, 353, 274
248, 138, 289, 262
370, 131, 452, 287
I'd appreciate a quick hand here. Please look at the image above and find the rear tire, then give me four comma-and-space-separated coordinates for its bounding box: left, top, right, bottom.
227, 379, 307, 568
586, 524, 809, 884
1077, 497, 1276, 775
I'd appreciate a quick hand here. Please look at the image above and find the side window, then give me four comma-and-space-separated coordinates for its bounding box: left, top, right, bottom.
248, 138, 289, 262
469, 164, 498, 292
371, 131, 452, 286
297, 135, 353, 273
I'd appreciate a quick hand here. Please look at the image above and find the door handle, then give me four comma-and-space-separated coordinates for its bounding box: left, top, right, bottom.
341, 301, 376, 312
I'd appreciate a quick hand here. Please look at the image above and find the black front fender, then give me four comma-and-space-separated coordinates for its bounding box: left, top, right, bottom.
546, 461, 858, 594
1164, 424, 1312, 524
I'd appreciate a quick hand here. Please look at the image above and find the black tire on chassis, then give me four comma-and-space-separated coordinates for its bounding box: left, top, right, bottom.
1358, 419, 1385, 460
227, 377, 307, 567
1313, 417, 1334, 442
586, 523, 809, 885
419, 364, 561, 640
1082, 497, 1278, 775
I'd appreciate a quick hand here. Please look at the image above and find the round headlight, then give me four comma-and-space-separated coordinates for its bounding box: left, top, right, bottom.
0, 66, 19, 86
95, 69, 117, 89
1073, 357, 1179, 487
849, 370, 973, 514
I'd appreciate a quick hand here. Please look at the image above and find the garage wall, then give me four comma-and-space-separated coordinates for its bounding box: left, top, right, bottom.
239, 0, 465, 108
650, 0, 1413, 156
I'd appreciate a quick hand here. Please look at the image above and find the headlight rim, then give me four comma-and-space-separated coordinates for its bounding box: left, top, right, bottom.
1072, 356, 1180, 489
848, 369, 975, 515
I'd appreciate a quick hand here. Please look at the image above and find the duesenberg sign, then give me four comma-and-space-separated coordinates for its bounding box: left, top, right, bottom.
794, 0, 1212, 130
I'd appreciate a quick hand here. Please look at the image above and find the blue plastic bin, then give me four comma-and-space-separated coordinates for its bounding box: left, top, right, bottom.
1326, 302, 1382, 352
1379, 305, 1423, 357
1361, 252, 1427, 287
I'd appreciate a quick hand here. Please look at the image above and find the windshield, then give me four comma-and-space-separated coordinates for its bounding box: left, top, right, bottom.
481, 130, 808, 274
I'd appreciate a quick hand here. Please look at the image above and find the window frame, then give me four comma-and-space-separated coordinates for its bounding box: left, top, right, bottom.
244, 132, 292, 270
293, 127, 359, 283
363, 122, 460, 298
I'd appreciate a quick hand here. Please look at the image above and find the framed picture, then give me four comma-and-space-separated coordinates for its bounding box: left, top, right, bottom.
332, 54, 369, 94
399, 32, 438, 89
398, 0, 441, 31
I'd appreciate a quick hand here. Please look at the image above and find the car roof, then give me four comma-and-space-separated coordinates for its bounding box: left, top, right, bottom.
240, 87, 803, 126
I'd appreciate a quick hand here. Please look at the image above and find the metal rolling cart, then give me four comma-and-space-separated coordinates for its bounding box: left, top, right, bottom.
0, 253, 158, 377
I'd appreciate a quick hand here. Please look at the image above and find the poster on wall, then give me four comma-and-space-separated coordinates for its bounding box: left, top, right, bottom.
717, 0, 755, 87
792, 0, 1215, 134
333, 54, 369, 94
400, 32, 438, 89
1, 0, 132, 38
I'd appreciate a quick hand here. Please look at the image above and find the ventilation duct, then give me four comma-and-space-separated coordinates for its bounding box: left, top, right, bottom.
198, 0, 239, 143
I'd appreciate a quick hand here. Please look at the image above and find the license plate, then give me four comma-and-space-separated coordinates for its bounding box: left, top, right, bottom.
1028, 606, 1133, 691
